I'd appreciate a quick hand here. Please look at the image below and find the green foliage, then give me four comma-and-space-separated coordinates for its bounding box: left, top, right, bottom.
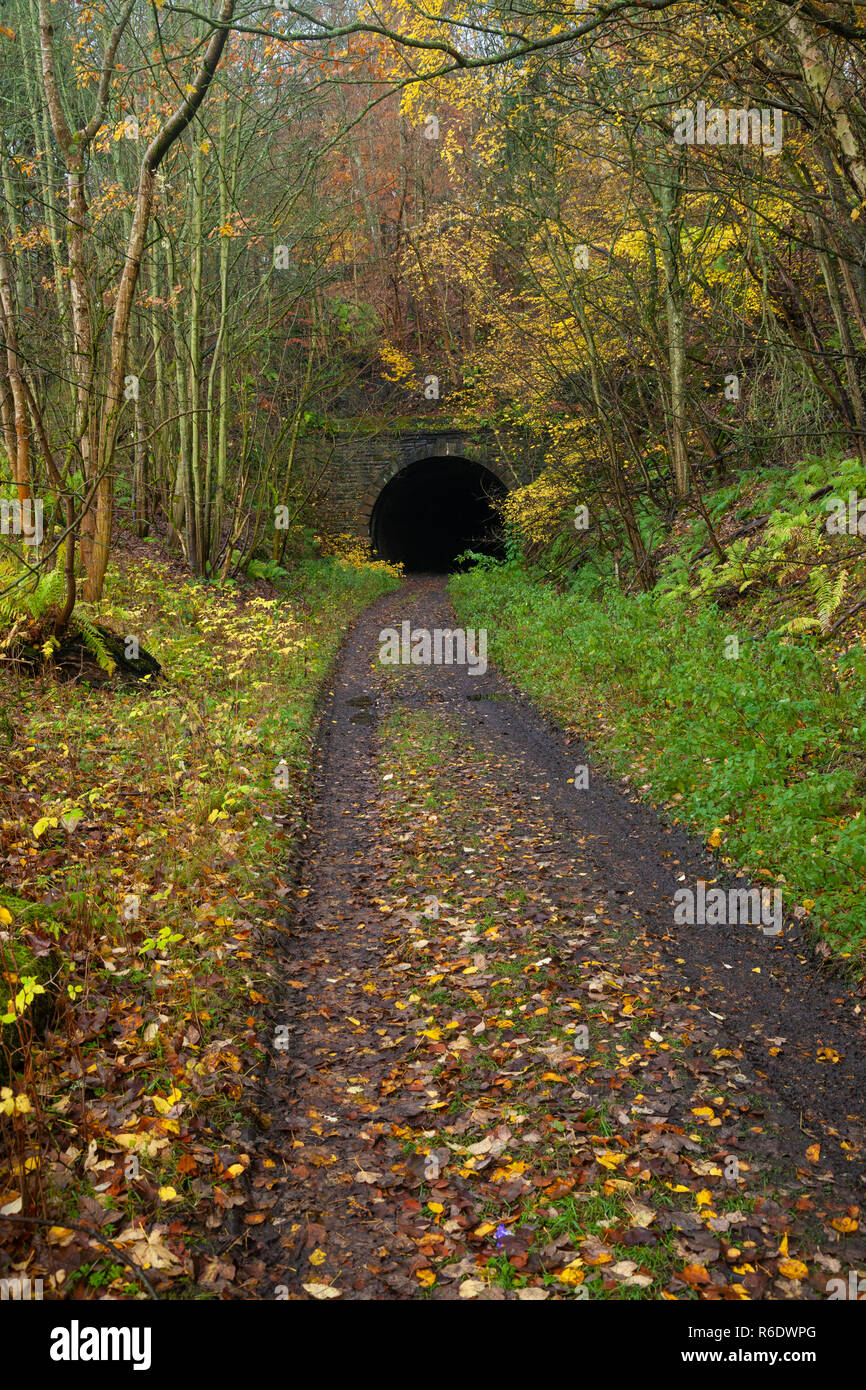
779, 569, 849, 636
764, 508, 811, 552
0, 553, 116, 673
326, 297, 380, 345
789, 454, 866, 502
0, 561, 65, 627
245, 555, 292, 585
73, 611, 117, 676
813, 568, 849, 631
451, 558, 866, 962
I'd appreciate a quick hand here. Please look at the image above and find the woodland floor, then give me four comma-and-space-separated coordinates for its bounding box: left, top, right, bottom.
244, 576, 866, 1301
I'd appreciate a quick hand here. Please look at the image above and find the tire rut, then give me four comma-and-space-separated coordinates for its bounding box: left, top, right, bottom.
252, 576, 865, 1300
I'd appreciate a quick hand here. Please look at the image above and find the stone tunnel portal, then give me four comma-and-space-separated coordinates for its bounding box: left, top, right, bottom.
369, 454, 506, 572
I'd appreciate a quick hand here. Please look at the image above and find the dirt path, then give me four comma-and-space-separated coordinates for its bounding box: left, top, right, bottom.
252, 576, 865, 1300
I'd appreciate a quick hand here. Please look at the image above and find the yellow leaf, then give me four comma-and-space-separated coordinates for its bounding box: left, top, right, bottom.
153, 1088, 182, 1115
416, 1269, 436, 1287
226, 1163, 244, 1178
594, 1151, 625, 1169
557, 1259, 585, 1285
46, 1225, 74, 1245
33, 816, 59, 839
491, 1160, 527, 1181
829, 1216, 858, 1234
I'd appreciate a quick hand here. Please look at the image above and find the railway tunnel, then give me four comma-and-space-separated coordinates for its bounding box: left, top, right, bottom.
369, 453, 507, 572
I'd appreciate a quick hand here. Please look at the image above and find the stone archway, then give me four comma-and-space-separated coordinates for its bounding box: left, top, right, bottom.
367, 448, 507, 571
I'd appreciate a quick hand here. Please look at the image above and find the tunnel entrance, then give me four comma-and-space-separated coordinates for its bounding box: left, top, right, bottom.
370, 455, 506, 572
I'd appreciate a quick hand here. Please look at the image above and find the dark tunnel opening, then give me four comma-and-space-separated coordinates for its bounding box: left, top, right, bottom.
370, 455, 507, 572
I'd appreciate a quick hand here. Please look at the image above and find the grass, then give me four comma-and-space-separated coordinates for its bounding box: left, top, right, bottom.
451, 459, 866, 967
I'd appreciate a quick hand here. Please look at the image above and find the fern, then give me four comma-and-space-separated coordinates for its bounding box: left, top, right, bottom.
0, 562, 65, 628
765, 509, 810, 552
0, 557, 117, 675
811, 568, 848, 632
778, 613, 821, 635
73, 611, 117, 676
656, 550, 694, 604
777, 569, 848, 637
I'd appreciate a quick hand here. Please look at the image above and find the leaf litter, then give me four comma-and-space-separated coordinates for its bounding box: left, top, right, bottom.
249, 579, 866, 1301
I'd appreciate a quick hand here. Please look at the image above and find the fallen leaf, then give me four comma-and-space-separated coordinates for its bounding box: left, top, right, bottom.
459, 1278, 487, 1298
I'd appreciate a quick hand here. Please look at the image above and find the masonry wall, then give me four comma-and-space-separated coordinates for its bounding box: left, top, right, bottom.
298, 426, 536, 536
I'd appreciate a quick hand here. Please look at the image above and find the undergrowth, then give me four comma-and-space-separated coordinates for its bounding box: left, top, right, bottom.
0, 549, 399, 1296
451, 456, 866, 967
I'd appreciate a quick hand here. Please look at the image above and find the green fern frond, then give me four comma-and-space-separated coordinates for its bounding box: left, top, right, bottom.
765, 509, 810, 552
810, 568, 848, 632
778, 614, 821, 635
74, 612, 116, 676
27, 565, 65, 619
0, 558, 65, 625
